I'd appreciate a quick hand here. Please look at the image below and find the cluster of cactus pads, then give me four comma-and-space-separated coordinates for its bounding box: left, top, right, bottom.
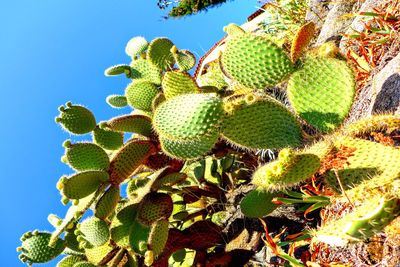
18, 20, 400, 267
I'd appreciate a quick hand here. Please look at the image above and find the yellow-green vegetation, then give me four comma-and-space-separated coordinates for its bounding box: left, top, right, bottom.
18, 3, 400, 266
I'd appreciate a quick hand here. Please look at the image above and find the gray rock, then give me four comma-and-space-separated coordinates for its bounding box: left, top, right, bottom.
371, 53, 400, 115
347, 52, 400, 123
305, 0, 331, 28
316, 0, 357, 45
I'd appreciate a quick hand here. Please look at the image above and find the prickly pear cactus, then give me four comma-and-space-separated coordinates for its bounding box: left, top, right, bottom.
287, 56, 355, 132
19, 10, 400, 266
221, 94, 302, 150
220, 32, 294, 89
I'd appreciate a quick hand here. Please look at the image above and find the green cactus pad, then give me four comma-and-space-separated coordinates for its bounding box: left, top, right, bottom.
62, 141, 109, 171
171, 46, 196, 71
125, 80, 159, 111
197, 61, 228, 89
313, 196, 400, 246
240, 188, 279, 218
109, 140, 155, 185
154, 93, 223, 141
78, 217, 109, 247
287, 56, 355, 132
324, 137, 400, 194
57, 255, 83, 267
18, 231, 66, 264
64, 231, 84, 254
92, 126, 124, 151
152, 172, 187, 190
125, 36, 149, 57
84, 242, 113, 265
104, 64, 131, 77
110, 204, 138, 248
55, 103, 96, 135
127, 174, 151, 200
106, 95, 128, 109
130, 58, 162, 85
162, 71, 199, 99
342, 114, 400, 137
147, 37, 175, 70
220, 33, 294, 89
137, 192, 173, 226
160, 133, 218, 160
252, 148, 321, 191
148, 218, 169, 256
103, 114, 152, 137
95, 185, 120, 219
59, 170, 109, 200
129, 220, 151, 254
221, 94, 302, 150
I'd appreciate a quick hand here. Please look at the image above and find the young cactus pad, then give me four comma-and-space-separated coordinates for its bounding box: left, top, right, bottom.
148, 218, 169, 257
125, 80, 159, 112
110, 204, 138, 248
252, 148, 321, 191
102, 114, 153, 137
146, 37, 175, 70
18, 231, 66, 264
221, 94, 302, 150
109, 140, 156, 185
104, 64, 131, 77
162, 71, 199, 99
287, 56, 355, 132
77, 217, 110, 247
154, 93, 223, 141
62, 141, 109, 171
94, 185, 120, 220
240, 188, 279, 218
130, 58, 162, 85
290, 21, 316, 63
92, 126, 124, 151
170, 46, 196, 71
58, 170, 109, 200
220, 32, 294, 89
125, 36, 149, 57
106, 94, 128, 108
55, 103, 96, 135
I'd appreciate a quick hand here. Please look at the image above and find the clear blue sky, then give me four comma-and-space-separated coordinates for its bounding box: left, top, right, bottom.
0, 1, 258, 266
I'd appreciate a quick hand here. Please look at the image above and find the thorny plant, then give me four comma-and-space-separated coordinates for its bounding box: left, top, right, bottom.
16, 1, 400, 266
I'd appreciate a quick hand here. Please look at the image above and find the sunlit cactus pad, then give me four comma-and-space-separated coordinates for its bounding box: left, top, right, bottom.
18, 231, 65, 264
287, 56, 355, 132
220, 33, 294, 89
62, 141, 109, 171
252, 148, 321, 191
55, 103, 96, 135
162, 70, 199, 99
125, 80, 159, 111
125, 36, 148, 57
130, 58, 162, 85
154, 93, 223, 141
323, 137, 400, 195
221, 94, 302, 150
147, 37, 175, 70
